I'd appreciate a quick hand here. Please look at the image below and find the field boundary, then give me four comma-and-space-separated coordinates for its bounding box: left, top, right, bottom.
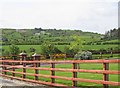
0, 55, 120, 88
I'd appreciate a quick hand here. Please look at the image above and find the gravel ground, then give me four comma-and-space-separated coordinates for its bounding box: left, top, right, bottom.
0, 77, 51, 88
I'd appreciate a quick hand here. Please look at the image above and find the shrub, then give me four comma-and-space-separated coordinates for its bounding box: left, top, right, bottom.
9, 44, 20, 55
29, 47, 36, 52
74, 51, 92, 60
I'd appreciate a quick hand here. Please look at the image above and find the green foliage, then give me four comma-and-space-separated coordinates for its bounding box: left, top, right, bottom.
9, 44, 20, 55
65, 35, 83, 55
103, 28, 119, 40
3, 50, 10, 56
64, 46, 73, 54
41, 42, 62, 55
64, 45, 79, 55
29, 47, 36, 52
70, 35, 82, 50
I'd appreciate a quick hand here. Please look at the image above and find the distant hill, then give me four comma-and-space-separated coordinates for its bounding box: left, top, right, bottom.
1, 28, 102, 45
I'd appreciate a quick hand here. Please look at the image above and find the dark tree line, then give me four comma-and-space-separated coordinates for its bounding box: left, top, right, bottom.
103, 28, 120, 40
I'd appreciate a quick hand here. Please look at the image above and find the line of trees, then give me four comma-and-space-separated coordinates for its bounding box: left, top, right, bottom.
103, 28, 120, 40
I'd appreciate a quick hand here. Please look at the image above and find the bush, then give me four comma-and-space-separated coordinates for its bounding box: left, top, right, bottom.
74, 51, 92, 60
9, 44, 20, 55
29, 47, 36, 52
3, 51, 10, 56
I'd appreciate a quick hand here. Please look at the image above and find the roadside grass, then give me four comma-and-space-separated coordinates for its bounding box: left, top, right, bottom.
6, 63, 119, 87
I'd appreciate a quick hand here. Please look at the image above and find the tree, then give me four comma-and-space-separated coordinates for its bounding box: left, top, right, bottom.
63, 35, 83, 58
69, 35, 83, 54
103, 28, 119, 40
3, 51, 10, 56
41, 42, 62, 59
64, 46, 74, 55
9, 44, 20, 55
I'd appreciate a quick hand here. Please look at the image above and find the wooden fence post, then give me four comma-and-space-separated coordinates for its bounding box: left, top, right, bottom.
103, 63, 109, 88
1, 58, 3, 74
51, 62, 55, 83
72, 62, 77, 87
19, 52, 27, 79
12, 55, 16, 77
32, 53, 40, 80
2, 57, 7, 75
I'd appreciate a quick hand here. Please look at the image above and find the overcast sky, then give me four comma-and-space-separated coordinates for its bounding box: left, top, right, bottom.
0, 0, 119, 34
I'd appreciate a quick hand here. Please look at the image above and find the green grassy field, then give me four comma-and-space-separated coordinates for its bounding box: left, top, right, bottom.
2, 44, 118, 54
7, 63, 119, 87
92, 54, 120, 59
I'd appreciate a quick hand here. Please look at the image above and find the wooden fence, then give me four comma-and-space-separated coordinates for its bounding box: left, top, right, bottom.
0, 54, 120, 88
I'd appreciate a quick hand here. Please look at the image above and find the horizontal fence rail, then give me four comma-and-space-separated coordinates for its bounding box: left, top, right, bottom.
0, 59, 120, 63
0, 59, 120, 88
1, 65, 119, 75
